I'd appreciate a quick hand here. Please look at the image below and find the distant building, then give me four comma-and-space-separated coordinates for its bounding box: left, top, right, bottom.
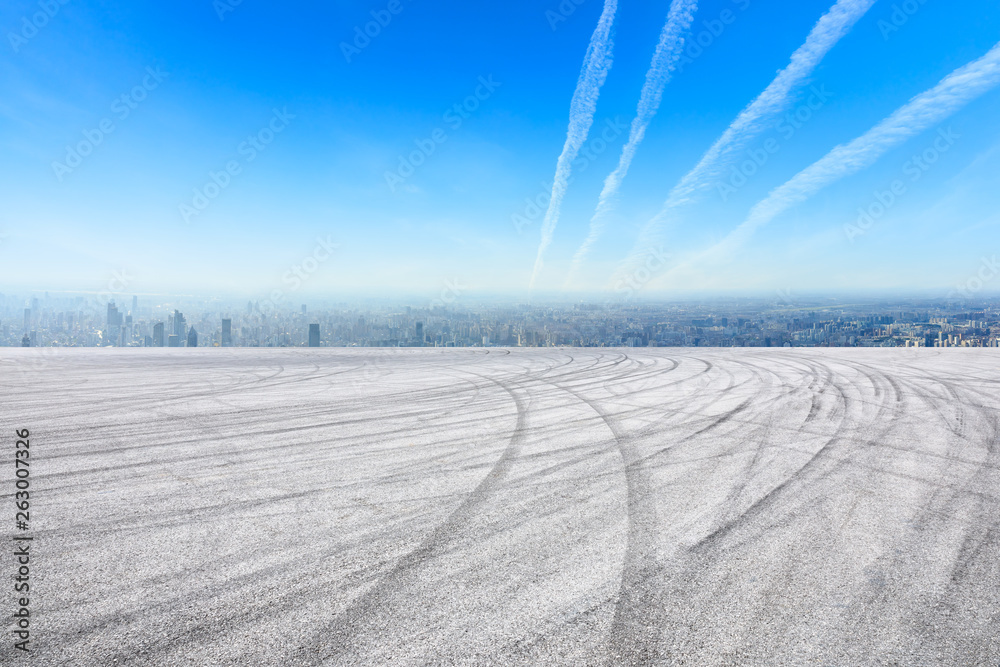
172, 310, 186, 338
222, 319, 232, 347
153, 322, 165, 347
187, 327, 198, 348
308, 323, 320, 347
415, 321, 424, 345
167, 335, 180, 348
21, 334, 30, 347
107, 302, 123, 327
23, 308, 30, 332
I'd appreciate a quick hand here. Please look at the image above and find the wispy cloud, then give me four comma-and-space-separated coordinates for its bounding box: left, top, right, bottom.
613, 0, 875, 283
529, 0, 619, 290
566, 0, 698, 286
662, 40, 1000, 283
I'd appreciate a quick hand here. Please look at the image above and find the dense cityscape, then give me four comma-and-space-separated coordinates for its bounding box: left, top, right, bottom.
2, 292, 999, 349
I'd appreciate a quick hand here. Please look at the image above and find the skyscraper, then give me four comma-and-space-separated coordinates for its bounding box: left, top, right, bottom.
308, 323, 320, 347
153, 322, 165, 347
172, 310, 186, 338
415, 321, 424, 345
105, 301, 124, 346
187, 328, 198, 348
23, 308, 30, 332
222, 319, 232, 347
167, 335, 180, 348
107, 302, 122, 327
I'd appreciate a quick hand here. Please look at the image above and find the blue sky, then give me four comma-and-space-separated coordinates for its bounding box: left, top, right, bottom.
1, 0, 998, 298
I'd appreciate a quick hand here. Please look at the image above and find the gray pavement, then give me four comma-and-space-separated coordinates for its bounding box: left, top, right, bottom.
1, 348, 998, 665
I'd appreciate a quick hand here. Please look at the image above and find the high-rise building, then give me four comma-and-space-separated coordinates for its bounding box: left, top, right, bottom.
172, 310, 186, 338
21, 334, 30, 347
153, 322, 165, 347
415, 321, 424, 344
308, 323, 320, 347
222, 319, 232, 347
107, 302, 123, 327
23, 308, 30, 332
132, 295, 138, 314
187, 328, 198, 348
167, 335, 180, 348
105, 301, 125, 346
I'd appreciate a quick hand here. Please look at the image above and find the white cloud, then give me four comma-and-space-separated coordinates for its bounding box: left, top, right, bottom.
660, 40, 1000, 284
529, 0, 619, 289
566, 0, 699, 285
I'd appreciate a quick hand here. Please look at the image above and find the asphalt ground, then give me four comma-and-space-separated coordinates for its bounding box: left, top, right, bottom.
1, 348, 998, 665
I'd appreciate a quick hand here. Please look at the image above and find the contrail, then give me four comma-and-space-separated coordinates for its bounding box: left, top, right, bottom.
610, 0, 875, 286
661, 40, 1000, 284
565, 0, 698, 287
529, 0, 619, 290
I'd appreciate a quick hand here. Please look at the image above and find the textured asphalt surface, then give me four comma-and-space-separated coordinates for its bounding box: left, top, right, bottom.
1, 348, 999, 666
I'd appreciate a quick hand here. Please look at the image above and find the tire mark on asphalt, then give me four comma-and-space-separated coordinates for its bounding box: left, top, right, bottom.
298, 370, 530, 664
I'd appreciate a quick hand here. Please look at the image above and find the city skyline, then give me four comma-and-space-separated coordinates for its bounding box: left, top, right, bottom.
6, 290, 1000, 350
1, 1, 998, 296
